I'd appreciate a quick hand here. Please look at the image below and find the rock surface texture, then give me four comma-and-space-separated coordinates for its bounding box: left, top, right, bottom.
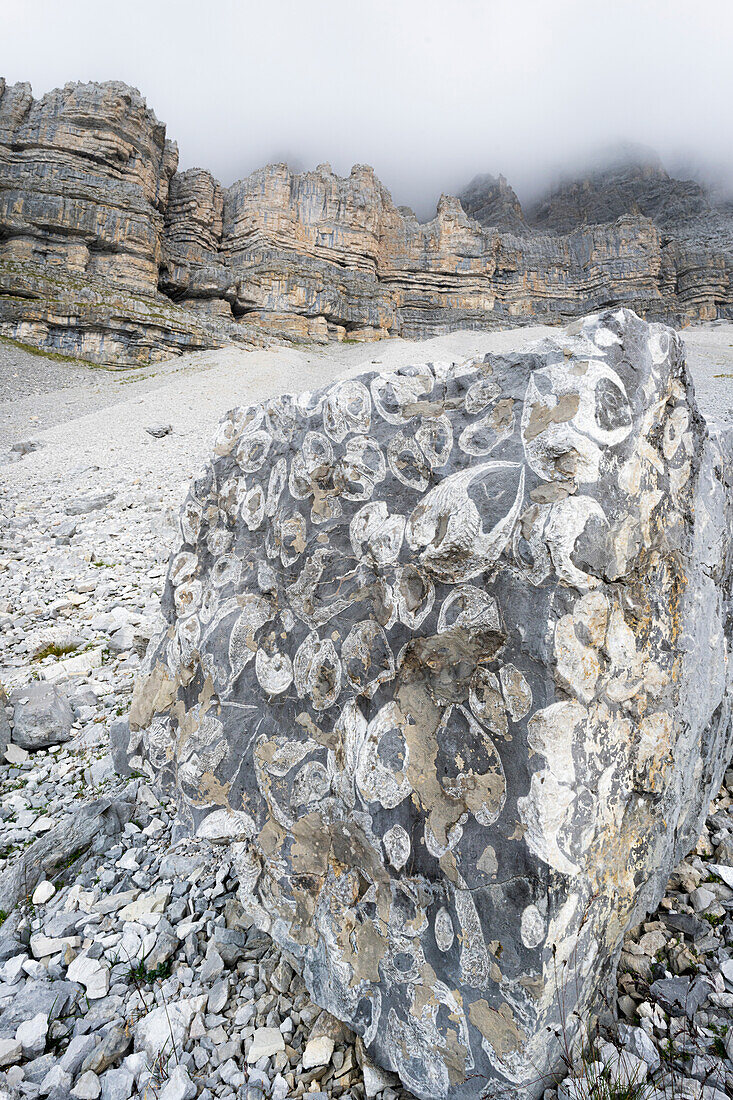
1, 79, 732, 365
0, 80, 255, 364
131, 309, 733, 1098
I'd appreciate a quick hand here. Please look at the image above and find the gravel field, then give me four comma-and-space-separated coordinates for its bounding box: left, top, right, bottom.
2, 320, 732, 453
0, 318, 732, 1100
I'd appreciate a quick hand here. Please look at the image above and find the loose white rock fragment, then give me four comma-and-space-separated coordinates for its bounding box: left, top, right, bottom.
16, 1012, 48, 1058
117, 886, 170, 921
72, 1071, 101, 1099
0, 1038, 22, 1067
302, 1035, 335, 1069
157, 1065, 197, 1100
247, 1027, 285, 1063
133, 999, 204, 1061
31, 879, 56, 905
4, 743, 29, 764
30, 933, 81, 959
67, 954, 110, 999
42, 647, 104, 684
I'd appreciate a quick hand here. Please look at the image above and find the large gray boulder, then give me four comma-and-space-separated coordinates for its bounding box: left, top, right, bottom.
11, 684, 73, 751
131, 309, 733, 1099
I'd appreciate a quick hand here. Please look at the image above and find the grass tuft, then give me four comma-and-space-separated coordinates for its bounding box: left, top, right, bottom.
128, 958, 173, 984
33, 642, 79, 661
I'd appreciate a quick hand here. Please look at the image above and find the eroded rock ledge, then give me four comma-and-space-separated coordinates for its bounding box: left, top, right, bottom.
131, 310, 733, 1097
1, 79, 732, 365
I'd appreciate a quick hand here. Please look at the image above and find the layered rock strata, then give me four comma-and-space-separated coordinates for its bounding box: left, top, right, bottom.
166, 163, 715, 340
0, 80, 249, 364
130, 309, 733, 1098
456, 172, 529, 235
522, 156, 733, 325
1, 78, 732, 365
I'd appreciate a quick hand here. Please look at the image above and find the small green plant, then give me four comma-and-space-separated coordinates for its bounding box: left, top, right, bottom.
33, 642, 78, 661
0, 910, 7, 926
712, 1036, 727, 1059
703, 911, 725, 927
52, 845, 87, 874
564, 1060, 656, 1100
128, 958, 173, 984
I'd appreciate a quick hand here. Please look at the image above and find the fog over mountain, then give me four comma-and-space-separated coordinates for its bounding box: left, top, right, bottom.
5, 0, 733, 219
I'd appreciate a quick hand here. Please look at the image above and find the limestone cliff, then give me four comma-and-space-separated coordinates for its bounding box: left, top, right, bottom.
0, 80, 253, 364
457, 172, 529, 235
0, 78, 731, 365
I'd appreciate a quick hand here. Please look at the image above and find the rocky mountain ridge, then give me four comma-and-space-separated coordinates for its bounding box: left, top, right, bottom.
1, 78, 731, 365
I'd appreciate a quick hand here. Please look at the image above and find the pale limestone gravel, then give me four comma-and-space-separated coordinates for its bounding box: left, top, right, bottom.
3, 320, 732, 493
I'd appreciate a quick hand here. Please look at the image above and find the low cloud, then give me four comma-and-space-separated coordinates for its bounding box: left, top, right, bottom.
5, 0, 733, 219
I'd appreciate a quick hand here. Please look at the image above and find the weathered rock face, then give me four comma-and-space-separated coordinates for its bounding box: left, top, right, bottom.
159, 167, 232, 316
164, 157, 733, 340
0, 78, 175, 289
523, 156, 733, 323
130, 309, 733, 1098
458, 173, 529, 235
528, 158, 711, 234
1, 78, 731, 363
0, 80, 246, 364
167, 164, 678, 338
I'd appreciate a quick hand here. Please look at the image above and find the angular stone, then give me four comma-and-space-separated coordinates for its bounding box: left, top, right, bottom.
117, 886, 170, 921
92, 889, 139, 916
689, 886, 717, 912
99, 1066, 134, 1100
302, 1035, 334, 1070
618, 1024, 661, 1072
42, 647, 105, 684
0, 980, 79, 1033
59, 1034, 97, 1077
72, 1071, 101, 1100
0, 693, 10, 758
65, 493, 116, 516
16, 1012, 49, 1058
79, 1026, 132, 1076
4, 742, 28, 764
597, 1039, 647, 1090
362, 1058, 401, 1099
708, 863, 733, 889
133, 999, 203, 1061
144, 929, 178, 971
109, 718, 132, 777
11, 683, 73, 750
108, 627, 136, 654
158, 1066, 197, 1100
0, 799, 129, 916
23, 1051, 56, 1084
67, 954, 110, 999
246, 1028, 285, 1063
206, 978, 229, 1014
31, 880, 56, 906
0, 1037, 22, 1067
649, 976, 709, 1018
31, 933, 81, 958
39, 1064, 72, 1095
132, 310, 733, 1100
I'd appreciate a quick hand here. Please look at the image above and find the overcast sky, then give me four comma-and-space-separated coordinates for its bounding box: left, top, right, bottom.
4, 0, 733, 218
